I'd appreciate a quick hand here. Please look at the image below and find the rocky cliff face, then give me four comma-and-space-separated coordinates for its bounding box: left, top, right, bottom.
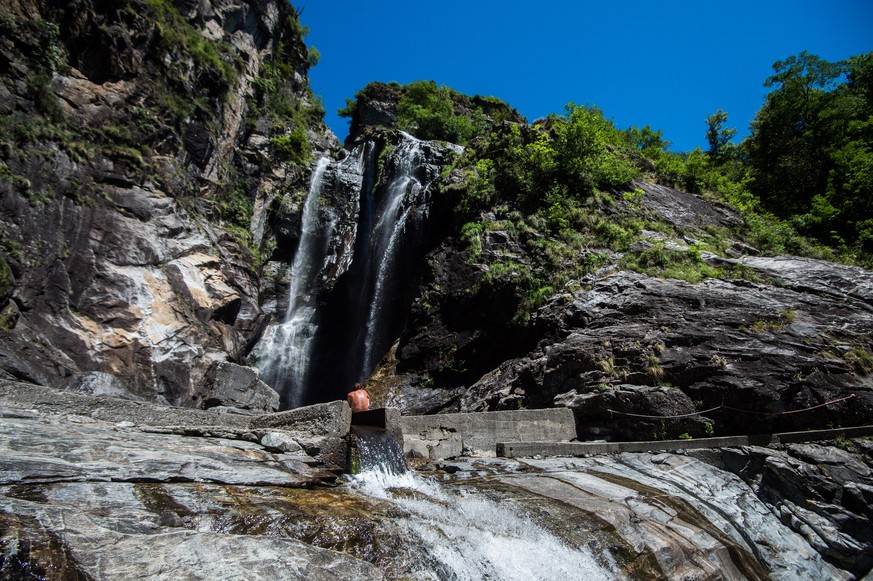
0, 0, 337, 406
341, 85, 873, 440
1, 5, 871, 580
0, 0, 870, 439
385, 182, 873, 437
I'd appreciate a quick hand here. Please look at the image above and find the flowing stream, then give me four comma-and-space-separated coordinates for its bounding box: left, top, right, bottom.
350, 466, 617, 580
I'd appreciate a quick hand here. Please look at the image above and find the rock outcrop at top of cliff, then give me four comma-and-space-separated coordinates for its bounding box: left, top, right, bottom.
0, 0, 337, 406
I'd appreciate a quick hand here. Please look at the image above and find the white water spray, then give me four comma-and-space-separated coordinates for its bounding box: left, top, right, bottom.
256, 157, 331, 408
361, 134, 430, 376
352, 468, 616, 581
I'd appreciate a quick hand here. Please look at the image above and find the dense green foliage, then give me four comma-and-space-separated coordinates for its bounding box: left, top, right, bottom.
396, 81, 487, 144
338, 80, 519, 145
705, 109, 736, 162
458, 103, 639, 219
449, 104, 645, 322
625, 50, 872, 263
745, 51, 873, 255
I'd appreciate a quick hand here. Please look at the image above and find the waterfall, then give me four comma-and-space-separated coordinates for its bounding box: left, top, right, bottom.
351, 468, 616, 580
254, 156, 333, 409
286, 157, 332, 319
359, 133, 430, 378
349, 426, 409, 475
253, 132, 451, 408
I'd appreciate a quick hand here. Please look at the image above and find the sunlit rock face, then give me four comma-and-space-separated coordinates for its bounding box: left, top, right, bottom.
0, 0, 337, 405
453, 261, 873, 438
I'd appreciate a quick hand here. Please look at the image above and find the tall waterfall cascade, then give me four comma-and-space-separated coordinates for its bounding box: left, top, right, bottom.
254, 156, 332, 408
360, 134, 431, 377
252, 133, 453, 408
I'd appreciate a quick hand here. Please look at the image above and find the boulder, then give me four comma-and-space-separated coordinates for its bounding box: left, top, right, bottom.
62, 371, 145, 401
199, 361, 280, 413
260, 430, 303, 453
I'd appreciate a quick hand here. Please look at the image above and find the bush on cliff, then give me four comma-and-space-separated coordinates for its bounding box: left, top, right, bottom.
457, 102, 639, 221
338, 80, 520, 145
448, 103, 641, 322
397, 80, 487, 144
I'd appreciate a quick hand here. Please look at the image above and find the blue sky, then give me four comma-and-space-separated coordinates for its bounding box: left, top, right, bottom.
301, 1, 872, 151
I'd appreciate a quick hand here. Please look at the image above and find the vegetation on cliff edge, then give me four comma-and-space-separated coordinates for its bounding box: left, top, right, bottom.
347, 52, 870, 327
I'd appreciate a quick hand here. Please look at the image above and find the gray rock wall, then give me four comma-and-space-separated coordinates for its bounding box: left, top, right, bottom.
0, 0, 338, 407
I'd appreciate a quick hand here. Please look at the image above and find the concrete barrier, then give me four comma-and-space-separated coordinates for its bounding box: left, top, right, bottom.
401, 408, 576, 459
251, 400, 351, 436
251, 401, 352, 469
497, 436, 753, 458
496, 425, 873, 458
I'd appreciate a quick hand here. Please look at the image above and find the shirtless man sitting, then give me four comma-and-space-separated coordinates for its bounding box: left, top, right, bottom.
347, 383, 370, 413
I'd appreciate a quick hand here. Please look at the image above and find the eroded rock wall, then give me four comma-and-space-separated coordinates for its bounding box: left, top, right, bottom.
0, 0, 336, 405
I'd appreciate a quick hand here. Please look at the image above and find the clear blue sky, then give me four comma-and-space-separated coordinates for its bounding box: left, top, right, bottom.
300, 1, 872, 151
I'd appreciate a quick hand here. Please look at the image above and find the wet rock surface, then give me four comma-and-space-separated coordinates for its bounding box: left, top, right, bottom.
437, 450, 868, 580
1, 379, 870, 580
0, 379, 387, 579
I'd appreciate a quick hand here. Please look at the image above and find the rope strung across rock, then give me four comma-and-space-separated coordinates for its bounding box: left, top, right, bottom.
723, 393, 856, 416
607, 393, 855, 420
607, 405, 723, 419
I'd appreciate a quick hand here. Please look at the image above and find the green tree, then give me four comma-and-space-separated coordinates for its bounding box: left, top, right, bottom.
625, 124, 670, 155
705, 109, 736, 162
745, 51, 873, 255
746, 52, 845, 216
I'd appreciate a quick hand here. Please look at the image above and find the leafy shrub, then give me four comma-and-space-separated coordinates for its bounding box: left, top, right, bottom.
397, 81, 485, 144
271, 129, 311, 165
552, 103, 638, 192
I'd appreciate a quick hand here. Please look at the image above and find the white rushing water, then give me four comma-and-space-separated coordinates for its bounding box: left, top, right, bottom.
256, 156, 332, 408
361, 133, 429, 376
352, 468, 616, 581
